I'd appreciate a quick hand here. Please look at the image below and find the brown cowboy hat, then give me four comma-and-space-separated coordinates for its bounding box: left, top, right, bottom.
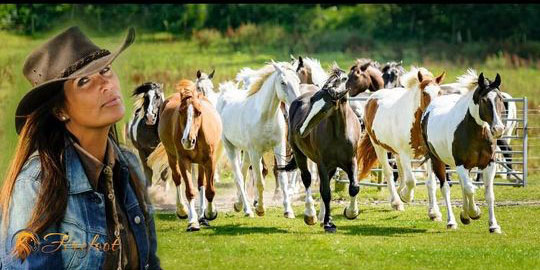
15, 26, 135, 134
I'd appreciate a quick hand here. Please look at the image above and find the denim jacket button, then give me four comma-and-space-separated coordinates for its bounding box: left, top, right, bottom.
145, 264, 149, 270
134, 216, 141, 224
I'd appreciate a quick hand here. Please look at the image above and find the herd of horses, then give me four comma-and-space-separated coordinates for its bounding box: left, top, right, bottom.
124, 56, 516, 234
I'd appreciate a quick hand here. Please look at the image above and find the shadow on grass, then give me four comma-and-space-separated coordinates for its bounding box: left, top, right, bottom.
338, 224, 427, 236
155, 213, 179, 221
208, 224, 289, 236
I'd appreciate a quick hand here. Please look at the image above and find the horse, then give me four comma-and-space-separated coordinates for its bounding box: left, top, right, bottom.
217, 61, 300, 218
279, 64, 361, 233
357, 67, 446, 214
126, 82, 169, 187
421, 72, 504, 234
156, 79, 223, 231
381, 61, 406, 88
291, 55, 329, 88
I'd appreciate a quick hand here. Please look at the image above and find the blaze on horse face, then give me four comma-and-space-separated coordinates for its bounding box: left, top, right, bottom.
298, 66, 349, 137
473, 73, 505, 138
132, 82, 165, 125
178, 90, 203, 150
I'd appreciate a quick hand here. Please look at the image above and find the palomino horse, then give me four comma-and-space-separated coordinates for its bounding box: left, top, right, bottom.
422, 72, 505, 233
280, 64, 361, 233
217, 61, 300, 218
127, 82, 168, 187
381, 61, 406, 88
358, 67, 446, 214
157, 79, 223, 231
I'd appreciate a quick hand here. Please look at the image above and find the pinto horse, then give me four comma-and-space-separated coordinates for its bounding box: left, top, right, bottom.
422, 72, 505, 233
280, 65, 361, 233
381, 61, 406, 89
358, 67, 445, 214
127, 82, 168, 187
157, 79, 223, 231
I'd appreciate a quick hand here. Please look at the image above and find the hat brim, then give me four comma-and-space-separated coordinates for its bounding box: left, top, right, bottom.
15, 27, 135, 135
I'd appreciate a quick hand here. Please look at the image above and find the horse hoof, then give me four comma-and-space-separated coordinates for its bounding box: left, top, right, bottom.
447, 223, 458, 230
186, 223, 200, 232
284, 212, 295, 219
304, 215, 317, 225
198, 218, 210, 227
253, 200, 258, 208
430, 216, 443, 222
255, 207, 265, 217
398, 190, 410, 203
176, 212, 188, 220
245, 212, 255, 218
205, 211, 218, 221
428, 212, 442, 222
470, 208, 482, 220
489, 227, 502, 234
233, 202, 242, 212
392, 203, 404, 211
324, 223, 337, 233
460, 212, 471, 225
343, 208, 359, 220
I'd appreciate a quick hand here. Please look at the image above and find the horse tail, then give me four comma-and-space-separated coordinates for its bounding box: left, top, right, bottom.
277, 156, 297, 172
147, 143, 168, 178
357, 133, 378, 180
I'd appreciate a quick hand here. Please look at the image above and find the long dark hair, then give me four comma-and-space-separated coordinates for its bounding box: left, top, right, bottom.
0, 84, 148, 261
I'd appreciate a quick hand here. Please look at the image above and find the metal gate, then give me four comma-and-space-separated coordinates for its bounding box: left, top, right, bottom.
337, 95, 528, 187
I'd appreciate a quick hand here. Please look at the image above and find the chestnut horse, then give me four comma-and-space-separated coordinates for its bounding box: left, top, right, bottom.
157, 79, 223, 231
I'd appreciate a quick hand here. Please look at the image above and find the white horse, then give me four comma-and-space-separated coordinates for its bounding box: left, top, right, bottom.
357, 66, 446, 213
217, 61, 301, 218
422, 71, 505, 233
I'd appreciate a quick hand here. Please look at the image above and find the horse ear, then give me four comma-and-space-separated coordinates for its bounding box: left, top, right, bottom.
360, 61, 370, 72
490, 73, 501, 89
382, 64, 390, 73
435, 71, 446, 84
398, 60, 403, 65
290, 54, 296, 62
478, 72, 486, 88
298, 56, 304, 68
196, 70, 201, 79
272, 62, 285, 75
417, 71, 424, 82
209, 69, 215, 79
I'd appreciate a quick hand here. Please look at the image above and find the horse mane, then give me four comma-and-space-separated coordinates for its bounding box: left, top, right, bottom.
400, 66, 433, 89
456, 68, 479, 92
246, 64, 277, 97
302, 57, 328, 87
235, 67, 260, 89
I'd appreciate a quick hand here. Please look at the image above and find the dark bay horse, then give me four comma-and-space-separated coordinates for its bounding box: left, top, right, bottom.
127, 82, 168, 187
280, 65, 362, 233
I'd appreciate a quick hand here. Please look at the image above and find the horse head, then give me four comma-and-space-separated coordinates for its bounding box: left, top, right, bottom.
472, 73, 505, 138
346, 58, 384, 96
381, 60, 406, 88
176, 79, 204, 150
298, 63, 349, 138
196, 69, 215, 96
132, 82, 165, 125
417, 69, 446, 110
271, 60, 301, 106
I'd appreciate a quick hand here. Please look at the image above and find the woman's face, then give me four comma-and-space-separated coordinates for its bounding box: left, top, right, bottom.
61, 65, 125, 130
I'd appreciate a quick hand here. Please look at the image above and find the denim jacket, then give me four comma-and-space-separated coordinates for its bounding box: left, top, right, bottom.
0, 140, 161, 270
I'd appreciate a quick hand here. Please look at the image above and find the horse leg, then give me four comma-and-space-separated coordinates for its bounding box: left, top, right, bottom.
319, 165, 336, 232
178, 159, 200, 231
343, 159, 360, 220
432, 157, 457, 229
196, 163, 209, 227
240, 152, 255, 208
425, 162, 442, 221
248, 151, 267, 217
274, 143, 295, 218
223, 139, 254, 217
483, 162, 502, 233
203, 159, 218, 223
398, 154, 417, 203
139, 151, 154, 187
373, 145, 403, 211
291, 146, 316, 225
167, 154, 188, 219
456, 165, 481, 225
395, 156, 406, 200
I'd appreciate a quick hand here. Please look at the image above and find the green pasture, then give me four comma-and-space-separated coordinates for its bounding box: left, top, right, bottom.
1, 30, 540, 270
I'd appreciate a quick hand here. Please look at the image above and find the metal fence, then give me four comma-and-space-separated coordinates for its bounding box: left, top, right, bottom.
336, 95, 529, 187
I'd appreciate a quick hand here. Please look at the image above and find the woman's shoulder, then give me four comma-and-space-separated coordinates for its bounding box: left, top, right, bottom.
16, 150, 42, 183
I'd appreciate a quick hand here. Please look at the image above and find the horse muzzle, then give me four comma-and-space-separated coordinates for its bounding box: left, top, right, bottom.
181, 138, 196, 150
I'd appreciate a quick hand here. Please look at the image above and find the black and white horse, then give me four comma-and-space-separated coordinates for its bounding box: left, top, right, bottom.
422, 71, 505, 233
381, 61, 406, 89
127, 82, 168, 187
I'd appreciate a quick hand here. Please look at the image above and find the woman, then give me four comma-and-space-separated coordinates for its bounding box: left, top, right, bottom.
0, 26, 162, 270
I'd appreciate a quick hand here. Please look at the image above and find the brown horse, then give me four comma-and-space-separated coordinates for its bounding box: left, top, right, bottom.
346, 58, 384, 97
157, 79, 223, 231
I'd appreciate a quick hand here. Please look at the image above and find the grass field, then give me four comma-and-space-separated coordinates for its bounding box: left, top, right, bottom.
1, 30, 540, 270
